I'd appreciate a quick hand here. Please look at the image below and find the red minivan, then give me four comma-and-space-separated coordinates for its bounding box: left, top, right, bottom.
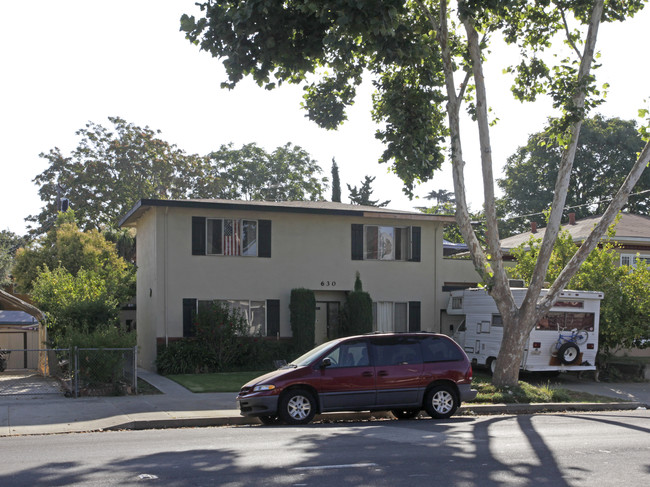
236, 332, 477, 425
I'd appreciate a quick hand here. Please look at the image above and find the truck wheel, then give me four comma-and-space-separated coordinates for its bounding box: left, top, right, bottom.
424, 385, 459, 419
488, 358, 497, 375
278, 389, 316, 425
558, 342, 580, 365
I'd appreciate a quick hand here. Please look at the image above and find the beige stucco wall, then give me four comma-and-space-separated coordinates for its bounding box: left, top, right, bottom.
133, 205, 447, 370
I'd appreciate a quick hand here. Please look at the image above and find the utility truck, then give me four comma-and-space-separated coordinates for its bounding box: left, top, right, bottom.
447, 288, 603, 373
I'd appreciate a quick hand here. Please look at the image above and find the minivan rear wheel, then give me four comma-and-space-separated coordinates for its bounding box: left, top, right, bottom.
278, 389, 317, 425
424, 385, 459, 419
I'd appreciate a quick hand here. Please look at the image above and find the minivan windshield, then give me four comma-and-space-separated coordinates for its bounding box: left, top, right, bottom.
290, 340, 340, 367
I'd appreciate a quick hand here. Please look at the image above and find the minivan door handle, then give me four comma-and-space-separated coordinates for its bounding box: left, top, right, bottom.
377, 370, 389, 377
362, 371, 373, 377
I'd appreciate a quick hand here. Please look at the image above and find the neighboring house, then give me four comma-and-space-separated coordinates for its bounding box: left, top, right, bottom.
119, 199, 455, 371
499, 212, 650, 265
0, 310, 40, 369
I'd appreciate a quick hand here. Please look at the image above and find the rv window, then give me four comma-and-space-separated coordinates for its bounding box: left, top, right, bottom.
492, 315, 503, 327
452, 297, 463, 309
565, 312, 595, 331
458, 320, 466, 332
555, 300, 584, 309
536, 312, 594, 331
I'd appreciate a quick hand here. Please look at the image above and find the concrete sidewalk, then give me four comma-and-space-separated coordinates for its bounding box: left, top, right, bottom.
0, 369, 647, 437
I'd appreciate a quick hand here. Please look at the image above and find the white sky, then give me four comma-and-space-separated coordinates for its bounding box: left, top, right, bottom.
1, 1, 648, 235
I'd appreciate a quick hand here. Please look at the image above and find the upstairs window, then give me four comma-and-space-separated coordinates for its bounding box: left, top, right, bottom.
352, 224, 420, 261
192, 217, 271, 258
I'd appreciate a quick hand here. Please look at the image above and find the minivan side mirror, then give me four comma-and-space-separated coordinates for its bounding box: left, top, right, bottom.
320, 357, 332, 368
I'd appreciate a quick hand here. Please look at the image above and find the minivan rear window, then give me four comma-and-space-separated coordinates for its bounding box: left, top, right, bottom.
420, 336, 464, 362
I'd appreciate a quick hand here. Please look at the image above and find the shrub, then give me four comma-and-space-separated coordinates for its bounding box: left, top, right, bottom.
339, 272, 373, 337
66, 325, 136, 390
195, 301, 252, 370
156, 340, 218, 375
289, 288, 316, 354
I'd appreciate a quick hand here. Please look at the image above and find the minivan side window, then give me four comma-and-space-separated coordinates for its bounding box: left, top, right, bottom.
372, 337, 423, 366
324, 340, 370, 368
420, 336, 464, 362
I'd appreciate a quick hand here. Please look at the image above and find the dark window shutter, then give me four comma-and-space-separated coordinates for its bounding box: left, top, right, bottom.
183, 298, 197, 337
410, 226, 421, 262
191, 217, 206, 255
409, 301, 421, 332
351, 224, 364, 260
259, 220, 272, 258
266, 299, 280, 337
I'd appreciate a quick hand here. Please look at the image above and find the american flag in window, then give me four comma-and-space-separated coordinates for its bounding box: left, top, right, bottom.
223, 219, 240, 256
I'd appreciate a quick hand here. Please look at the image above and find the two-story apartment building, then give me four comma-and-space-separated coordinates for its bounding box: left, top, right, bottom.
119, 199, 456, 370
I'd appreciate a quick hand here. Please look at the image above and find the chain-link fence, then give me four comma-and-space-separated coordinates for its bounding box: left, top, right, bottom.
0, 347, 137, 397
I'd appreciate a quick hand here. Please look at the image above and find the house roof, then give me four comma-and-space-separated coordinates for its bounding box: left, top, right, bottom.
499, 213, 650, 251
0, 310, 39, 325
119, 198, 456, 228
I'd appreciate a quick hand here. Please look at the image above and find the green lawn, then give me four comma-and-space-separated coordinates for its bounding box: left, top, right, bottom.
166, 370, 271, 393
164, 369, 625, 403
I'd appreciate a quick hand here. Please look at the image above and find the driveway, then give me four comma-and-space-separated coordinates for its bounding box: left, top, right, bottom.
0, 370, 64, 396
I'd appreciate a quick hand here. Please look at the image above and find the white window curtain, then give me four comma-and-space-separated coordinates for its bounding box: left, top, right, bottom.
376, 302, 394, 332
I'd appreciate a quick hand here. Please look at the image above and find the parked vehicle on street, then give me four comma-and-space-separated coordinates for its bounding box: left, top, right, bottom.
236, 332, 477, 425
447, 287, 603, 374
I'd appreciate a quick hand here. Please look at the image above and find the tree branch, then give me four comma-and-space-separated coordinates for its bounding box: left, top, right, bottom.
521, 0, 605, 315
560, 8, 583, 60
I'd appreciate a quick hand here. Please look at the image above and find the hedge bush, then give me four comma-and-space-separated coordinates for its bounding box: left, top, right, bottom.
289, 288, 316, 355
340, 272, 373, 337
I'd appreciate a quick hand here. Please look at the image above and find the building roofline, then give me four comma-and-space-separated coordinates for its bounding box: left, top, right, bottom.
119, 199, 456, 227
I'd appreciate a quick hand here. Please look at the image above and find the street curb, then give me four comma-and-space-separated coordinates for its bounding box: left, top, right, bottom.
102, 401, 647, 432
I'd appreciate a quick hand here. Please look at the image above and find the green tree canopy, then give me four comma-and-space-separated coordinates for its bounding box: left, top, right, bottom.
195, 142, 327, 201
12, 211, 135, 303
30, 117, 203, 233
0, 230, 26, 287
497, 116, 649, 236
347, 175, 390, 207
331, 158, 342, 203
30, 118, 328, 234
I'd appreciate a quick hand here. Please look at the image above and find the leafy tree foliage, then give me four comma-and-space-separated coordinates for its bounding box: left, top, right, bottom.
498, 116, 649, 236
16, 212, 136, 346
347, 175, 390, 207
30, 117, 203, 233
508, 227, 650, 358
331, 158, 342, 202
425, 189, 456, 206
181, 0, 650, 386
13, 211, 135, 299
30, 118, 328, 234
0, 230, 26, 287
196, 142, 327, 201
31, 267, 122, 346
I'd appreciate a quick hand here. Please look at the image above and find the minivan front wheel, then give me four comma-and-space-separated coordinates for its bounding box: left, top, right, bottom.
424, 385, 459, 419
278, 389, 317, 425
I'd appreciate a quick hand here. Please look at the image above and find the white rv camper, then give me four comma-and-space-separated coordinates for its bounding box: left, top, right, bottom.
447, 288, 603, 373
